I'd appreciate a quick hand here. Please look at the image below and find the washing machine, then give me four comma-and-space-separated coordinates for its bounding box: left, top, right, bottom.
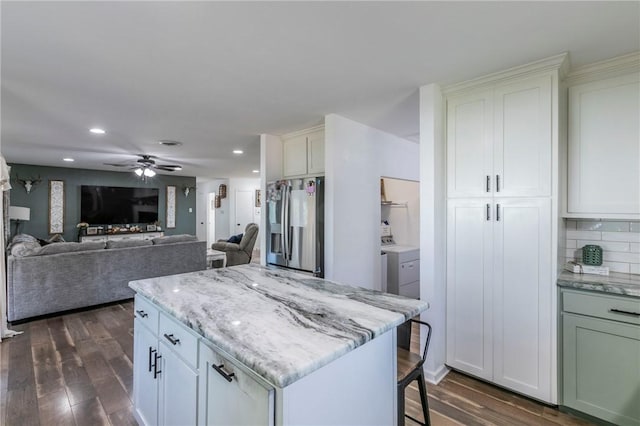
381, 240, 420, 299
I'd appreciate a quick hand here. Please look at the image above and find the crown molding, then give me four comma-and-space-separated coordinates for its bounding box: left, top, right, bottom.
443, 53, 569, 95
282, 124, 325, 139
565, 52, 640, 86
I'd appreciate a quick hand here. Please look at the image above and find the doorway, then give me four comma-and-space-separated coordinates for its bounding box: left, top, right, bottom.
207, 192, 216, 247
234, 190, 254, 235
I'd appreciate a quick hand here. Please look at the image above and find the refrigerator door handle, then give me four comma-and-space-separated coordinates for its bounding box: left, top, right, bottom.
284, 184, 291, 261
280, 185, 287, 261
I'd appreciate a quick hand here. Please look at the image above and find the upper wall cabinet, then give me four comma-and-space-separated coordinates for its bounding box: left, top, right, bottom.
566, 68, 640, 219
283, 126, 325, 178
447, 75, 552, 198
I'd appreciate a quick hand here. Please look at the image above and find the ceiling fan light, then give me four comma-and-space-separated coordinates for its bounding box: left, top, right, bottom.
144, 168, 156, 177
134, 168, 144, 176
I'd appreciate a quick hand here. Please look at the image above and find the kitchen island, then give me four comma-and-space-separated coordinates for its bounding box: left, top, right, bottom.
129, 263, 428, 426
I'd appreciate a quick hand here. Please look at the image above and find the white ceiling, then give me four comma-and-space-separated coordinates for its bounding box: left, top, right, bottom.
2, 1, 638, 180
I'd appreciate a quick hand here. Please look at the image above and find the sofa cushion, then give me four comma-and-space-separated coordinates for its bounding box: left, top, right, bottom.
227, 233, 243, 244
106, 239, 153, 249
152, 234, 198, 245
33, 241, 106, 256
10, 241, 41, 257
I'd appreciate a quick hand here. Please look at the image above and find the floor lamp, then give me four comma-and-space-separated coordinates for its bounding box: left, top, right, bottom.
9, 206, 30, 237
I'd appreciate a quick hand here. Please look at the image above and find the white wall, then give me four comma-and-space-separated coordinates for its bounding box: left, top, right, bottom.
325, 113, 419, 289
195, 178, 230, 243
419, 84, 448, 384
381, 178, 419, 247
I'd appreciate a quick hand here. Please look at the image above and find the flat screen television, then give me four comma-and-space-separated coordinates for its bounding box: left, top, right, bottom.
81, 185, 159, 224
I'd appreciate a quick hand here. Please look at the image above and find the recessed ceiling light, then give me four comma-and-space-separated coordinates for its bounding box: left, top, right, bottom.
89, 128, 106, 134
233, 150, 243, 154
158, 140, 183, 147
63, 158, 74, 162
252, 170, 259, 173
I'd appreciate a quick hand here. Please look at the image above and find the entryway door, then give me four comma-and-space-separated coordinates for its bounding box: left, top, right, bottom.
234, 190, 254, 234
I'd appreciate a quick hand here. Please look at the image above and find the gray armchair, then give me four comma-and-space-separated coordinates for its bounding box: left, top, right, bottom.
212, 223, 259, 266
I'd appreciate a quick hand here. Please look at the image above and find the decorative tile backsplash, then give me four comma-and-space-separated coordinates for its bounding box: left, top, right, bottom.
566, 220, 640, 274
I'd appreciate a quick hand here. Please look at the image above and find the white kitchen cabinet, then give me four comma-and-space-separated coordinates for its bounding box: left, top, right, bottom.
446, 198, 494, 380
567, 72, 640, 219
447, 76, 552, 198
446, 198, 553, 400
283, 127, 324, 177
198, 343, 274, 426
445, 55, 563, 404
132, 295, 200, 426
133, 320, 159, 426
492, 198, 551, 401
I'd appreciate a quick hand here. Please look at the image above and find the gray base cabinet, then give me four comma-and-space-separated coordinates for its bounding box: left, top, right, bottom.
561, 289, 640, 426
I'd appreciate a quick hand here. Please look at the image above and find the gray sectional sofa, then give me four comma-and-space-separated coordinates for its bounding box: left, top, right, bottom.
7, 235, 207, 321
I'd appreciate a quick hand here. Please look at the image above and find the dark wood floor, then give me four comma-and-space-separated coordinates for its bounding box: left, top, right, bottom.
0, 302, 594, 426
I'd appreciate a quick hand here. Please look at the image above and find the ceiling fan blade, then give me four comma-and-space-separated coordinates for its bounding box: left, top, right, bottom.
103, 162, 133, 167
154, 165, 182, 171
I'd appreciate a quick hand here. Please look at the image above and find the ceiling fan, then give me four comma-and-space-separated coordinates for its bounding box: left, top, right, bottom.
104, 154, 182, 179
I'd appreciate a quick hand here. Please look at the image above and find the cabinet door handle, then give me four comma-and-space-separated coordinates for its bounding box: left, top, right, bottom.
212, 364, 235, 382
163, 333, 180, 345
496, 204, 501, 221
486, 203, 491, 221
496, 175, 500, 192
486, 176, 491, 193
148, 347, 156, 372
135, 310, 148, 318
153, 353, 162, 379
609, 308, 640, 317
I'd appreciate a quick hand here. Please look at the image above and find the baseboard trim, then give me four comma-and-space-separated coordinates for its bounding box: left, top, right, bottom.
424, 364, 450, 385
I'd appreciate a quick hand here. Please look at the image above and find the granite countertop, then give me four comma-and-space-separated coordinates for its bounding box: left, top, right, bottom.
129, 264, 428, 388
557, 270, 640, 298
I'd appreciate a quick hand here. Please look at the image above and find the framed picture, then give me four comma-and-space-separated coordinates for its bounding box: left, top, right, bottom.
146, 224, 157, 232
166, 185, 176, 229
255, 189, 261, 207
86, 227, 98, 235
48, 180, 64, 234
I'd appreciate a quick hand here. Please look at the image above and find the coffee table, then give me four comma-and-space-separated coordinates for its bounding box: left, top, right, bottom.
206, 249, 227, 268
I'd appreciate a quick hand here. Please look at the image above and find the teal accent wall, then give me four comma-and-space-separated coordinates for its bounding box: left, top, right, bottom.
9, 164, 197, 241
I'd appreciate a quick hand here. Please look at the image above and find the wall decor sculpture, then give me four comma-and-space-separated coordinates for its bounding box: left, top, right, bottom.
166, 185, 176, 229
49, 180, 64, 234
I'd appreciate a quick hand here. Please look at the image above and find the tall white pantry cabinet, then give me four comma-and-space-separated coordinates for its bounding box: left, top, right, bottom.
445, 55, 566, 403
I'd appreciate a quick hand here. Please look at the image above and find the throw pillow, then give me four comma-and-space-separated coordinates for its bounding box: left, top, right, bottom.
10, 241, 42, 257
34, 241, 105, 256
106, 239, 153, 249
227, 233, 243, 244
152, 234, 198, 245
47, 234, 66, 243
7, 234, 39, 252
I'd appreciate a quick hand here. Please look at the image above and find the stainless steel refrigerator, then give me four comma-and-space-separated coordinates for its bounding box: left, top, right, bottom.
266, 177, 324, 277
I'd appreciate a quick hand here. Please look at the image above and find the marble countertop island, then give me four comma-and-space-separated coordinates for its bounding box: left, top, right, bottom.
129, 264, 428, 388
557, 270, 640, 298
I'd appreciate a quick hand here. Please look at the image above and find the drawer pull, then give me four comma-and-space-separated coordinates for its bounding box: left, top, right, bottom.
609, 308, 640, 317
136, 310, 148, 318
148, 347, 156, 372
212, 364, 235, 382
153, 353, 162, 379
164, 333, 180, 345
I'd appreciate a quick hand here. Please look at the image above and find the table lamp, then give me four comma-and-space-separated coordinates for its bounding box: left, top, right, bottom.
9, 206, 30, 235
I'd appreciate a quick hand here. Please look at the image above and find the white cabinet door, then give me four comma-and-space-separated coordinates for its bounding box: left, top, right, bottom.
446, 91, 494, 198
283, 135, 308, 177
492, 198, 551, 401
306, 130, 325, 175
494, 76, 552, 197
567, 73, 640, 217
446, 199, 494, 380
159, 341, 198, 426
199, 344, 273, 426
133, 321, 159, 426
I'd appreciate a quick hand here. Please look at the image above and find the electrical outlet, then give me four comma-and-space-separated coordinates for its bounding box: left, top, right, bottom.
189, 208, 192, 213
